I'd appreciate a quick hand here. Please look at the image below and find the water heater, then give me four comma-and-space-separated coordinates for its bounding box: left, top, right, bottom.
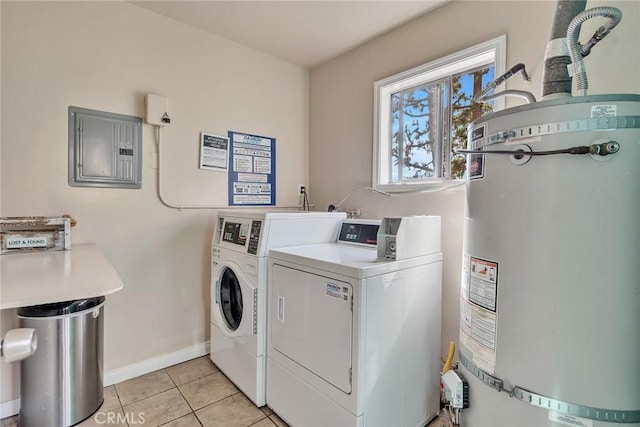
459, 94, 640, 426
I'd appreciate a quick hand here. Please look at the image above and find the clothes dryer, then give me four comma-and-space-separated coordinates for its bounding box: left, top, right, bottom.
210, 210, 345, 406
267, 218, 442, 427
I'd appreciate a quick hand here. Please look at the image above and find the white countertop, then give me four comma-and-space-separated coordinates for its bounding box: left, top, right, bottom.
0, 244, 124, 310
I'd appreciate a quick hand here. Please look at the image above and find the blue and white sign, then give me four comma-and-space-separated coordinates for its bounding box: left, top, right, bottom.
228, 131, 276, 206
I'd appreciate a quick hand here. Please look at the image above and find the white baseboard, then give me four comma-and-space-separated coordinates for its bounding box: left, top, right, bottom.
0, 398, 20, 419
104, 341, 210, 387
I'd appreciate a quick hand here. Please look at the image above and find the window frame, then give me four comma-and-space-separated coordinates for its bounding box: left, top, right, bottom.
373, 35, 506, 192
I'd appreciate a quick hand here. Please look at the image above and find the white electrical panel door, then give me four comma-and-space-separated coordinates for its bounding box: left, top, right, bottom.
270, 264, 354, 393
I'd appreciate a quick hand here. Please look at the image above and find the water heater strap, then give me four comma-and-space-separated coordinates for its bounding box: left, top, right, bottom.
511, 386, 640, 423
459, 352, 503, 391
475, 115, 640, 149
459, 352, 640, 423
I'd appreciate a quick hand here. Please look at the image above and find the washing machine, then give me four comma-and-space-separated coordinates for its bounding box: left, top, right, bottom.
210, 210, 346, 406
266, 217, 443, 427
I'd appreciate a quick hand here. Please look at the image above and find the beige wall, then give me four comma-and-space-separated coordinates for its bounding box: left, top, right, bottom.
0, 1, 20, 411
309, 0, 639, 360
1, 1, 308, 406
1, 0, 638, 412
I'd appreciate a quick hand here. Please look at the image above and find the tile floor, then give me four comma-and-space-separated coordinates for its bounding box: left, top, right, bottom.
0, 356, 446, 427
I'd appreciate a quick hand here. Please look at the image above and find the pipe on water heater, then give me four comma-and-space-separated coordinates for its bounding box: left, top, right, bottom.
567, 6, 622, 96
541, 0, 586, 99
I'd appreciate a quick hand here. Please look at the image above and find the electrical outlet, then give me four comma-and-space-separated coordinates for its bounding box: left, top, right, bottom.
298, 185, 306, 196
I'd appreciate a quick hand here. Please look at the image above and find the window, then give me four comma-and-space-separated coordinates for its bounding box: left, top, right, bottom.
373, 36, 506, 191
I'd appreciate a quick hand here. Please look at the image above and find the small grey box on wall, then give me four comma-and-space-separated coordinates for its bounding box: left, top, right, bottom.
68, 106, 142, 189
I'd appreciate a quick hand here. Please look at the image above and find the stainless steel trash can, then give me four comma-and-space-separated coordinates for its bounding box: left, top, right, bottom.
17, 297, 105, 427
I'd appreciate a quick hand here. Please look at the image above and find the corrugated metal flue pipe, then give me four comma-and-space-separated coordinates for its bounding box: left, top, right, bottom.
541, 0, 587, 98
567, 6, 622, 96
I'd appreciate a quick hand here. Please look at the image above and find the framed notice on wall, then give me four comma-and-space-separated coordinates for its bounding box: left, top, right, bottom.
199, 133, 229, 171
228, 131, 276, 206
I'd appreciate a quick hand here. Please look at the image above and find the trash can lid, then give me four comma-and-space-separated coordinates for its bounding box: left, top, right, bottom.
17, 296, 105, 317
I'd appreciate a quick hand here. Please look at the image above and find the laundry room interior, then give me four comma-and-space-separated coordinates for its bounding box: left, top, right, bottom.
1, 1, 638, 427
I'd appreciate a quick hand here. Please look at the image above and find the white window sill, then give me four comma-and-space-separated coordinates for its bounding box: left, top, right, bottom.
375, 180, 466, 194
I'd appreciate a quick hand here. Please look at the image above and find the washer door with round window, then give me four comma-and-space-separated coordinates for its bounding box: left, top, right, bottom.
212, 263, 256, 338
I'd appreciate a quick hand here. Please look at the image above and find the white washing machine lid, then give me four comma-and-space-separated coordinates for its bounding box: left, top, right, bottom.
213, 211, 347, 257
269, 243, 442, 279
216, 209, 346, 220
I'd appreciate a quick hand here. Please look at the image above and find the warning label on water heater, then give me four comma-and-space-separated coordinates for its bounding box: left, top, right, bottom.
469, 256, 498, 312
459, 252, 499, 373
468, 124, 486, 181
460, 300, 497, 373
590, 104, 617, 118
548, 411, 593, 427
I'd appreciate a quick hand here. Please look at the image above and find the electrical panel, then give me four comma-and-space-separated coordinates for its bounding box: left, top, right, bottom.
68, 106, 142, 189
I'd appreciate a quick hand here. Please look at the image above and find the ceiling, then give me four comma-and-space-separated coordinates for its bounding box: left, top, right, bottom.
129, 1, 450, 68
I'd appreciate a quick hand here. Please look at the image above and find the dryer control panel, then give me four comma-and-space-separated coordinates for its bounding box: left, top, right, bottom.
337, 220, 380, 246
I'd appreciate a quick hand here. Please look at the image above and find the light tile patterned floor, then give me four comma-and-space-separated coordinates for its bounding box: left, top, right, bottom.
0, 356, 445, 427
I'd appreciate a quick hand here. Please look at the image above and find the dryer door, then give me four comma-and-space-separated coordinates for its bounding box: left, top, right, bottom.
212, 263, 256, 337
270, 264, 353, 393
